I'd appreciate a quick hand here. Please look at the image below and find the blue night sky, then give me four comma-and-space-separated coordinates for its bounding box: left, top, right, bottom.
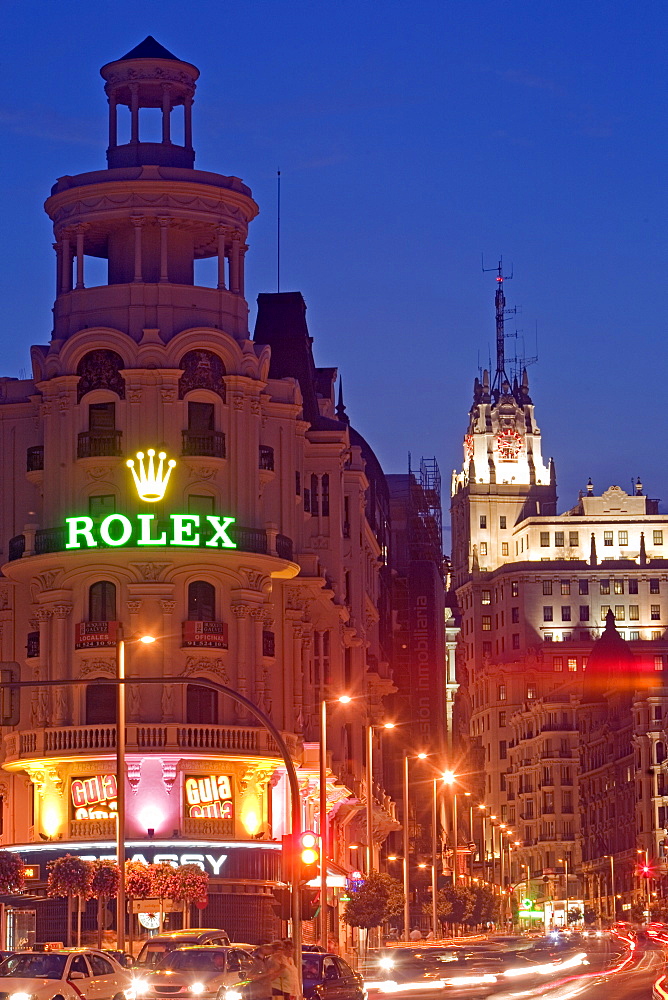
2, 1, 667, 545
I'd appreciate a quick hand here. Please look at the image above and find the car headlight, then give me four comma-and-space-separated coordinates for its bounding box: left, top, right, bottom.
379, 958, 395, 971
189, 985, 206, 996
10, 993, 34, 1000
224, 991, 243, 1000
127, 979, 150, 999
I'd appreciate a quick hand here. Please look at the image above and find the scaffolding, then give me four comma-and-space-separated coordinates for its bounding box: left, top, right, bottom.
408, 454, 443, 568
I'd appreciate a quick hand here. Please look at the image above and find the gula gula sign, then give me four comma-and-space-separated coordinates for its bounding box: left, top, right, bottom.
71, 774, 118, 821
185, 774, 233, 819
64, 449, 237, 550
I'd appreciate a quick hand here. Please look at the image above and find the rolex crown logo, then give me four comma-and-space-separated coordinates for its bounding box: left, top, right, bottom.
126, 449, 176, 502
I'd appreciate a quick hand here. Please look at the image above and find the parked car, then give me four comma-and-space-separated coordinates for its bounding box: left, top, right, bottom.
301, 952, 365, 1000
135, 930, 231, 969
131, 946, 262, 1000
0, 949, 131, 1000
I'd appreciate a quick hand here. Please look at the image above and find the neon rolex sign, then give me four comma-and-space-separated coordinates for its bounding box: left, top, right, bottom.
65, 449, 237, 551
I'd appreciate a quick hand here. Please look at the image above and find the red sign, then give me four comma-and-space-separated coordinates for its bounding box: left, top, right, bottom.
71, 774, 118, 821
182, 621, 228, 649
75, 621, 119, 649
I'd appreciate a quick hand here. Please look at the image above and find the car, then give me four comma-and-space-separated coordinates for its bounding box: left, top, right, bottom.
0, 949, 131, 1000
135, 931, 231, 970
130, 946, 262, 1000
301, 952, 365, 1000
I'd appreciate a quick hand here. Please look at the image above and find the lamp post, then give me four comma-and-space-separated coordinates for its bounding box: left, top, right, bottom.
606, 854, 615, 920
478, 805, 487, 884
320, 694, 351, 946
558, 856, 569, 927
431, 779, 439, 936
402, 752, 427, 942
366, 722, 395, 876
116, 628, 156, 951
443, 771, 457, 887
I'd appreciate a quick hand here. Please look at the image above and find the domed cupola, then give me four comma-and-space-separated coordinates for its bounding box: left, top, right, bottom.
583, 609, 640, 702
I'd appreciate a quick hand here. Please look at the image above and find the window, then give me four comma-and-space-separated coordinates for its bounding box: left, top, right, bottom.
579, 605, 590, 621
651, 579, 660, 594
613, 580, 624, 595
655, 656, 664, 672
527, 685, 536, 700
540, 532, 550, 547
86, 683, 117, 724
561, 606, 571, 622
569, 531, 579, 547
499, 711, 506, 727
482, 641, 492, 656
498, 684, 506, 701
89, 494, 115, 520
499, 740, 507, 760
629, 579, 639, 594
481, 590, 491, 605
188, 400, 213, 431
568, 658, 577, 672
544, 632, 553, 642
188, 494, 215, 518
579, 579, 589, 595
651, 605, 661, 620
600, 605, 610, 621
501, 542, 509, 556
604, 531, 613, 546
88, 955, 114, 976
653, 630, 662, 640
600, 580, 610, 595
553, 656, 563, 672
561, 581, 570, 595
655, 531, 664, 546
481, 615, 491, 631
543, 581, 553, 596
543, 792, 555, 812
555, 531, 564, 547
511, 607, 519, 623
188, 580, 215, 621
655, 706, 663, 721
512, 633, 520, 649
628, 605, 639, 620
479, 542, 487, 556
89, 581, 116, 622
321, 474, 330, 516
500, 516, 507, 529
630, 630, 640, 641
562, 791, 573, 813
480, 515, 487, 529
619, 531, 628, 546
295, 471, 301, 496
512, 582, 519, 597
186, 683, 218, 724
614, 605, 625, 621
500, 773, 507, 791
543, 606, 553, 622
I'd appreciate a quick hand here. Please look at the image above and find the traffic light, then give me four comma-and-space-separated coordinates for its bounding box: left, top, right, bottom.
299, 831, 320, 883
301, 887, 320, 920
272, 887, 292, 920
0, 663, 20, 726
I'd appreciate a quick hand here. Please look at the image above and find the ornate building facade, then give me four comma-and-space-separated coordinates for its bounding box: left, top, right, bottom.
0, 37, 396, 945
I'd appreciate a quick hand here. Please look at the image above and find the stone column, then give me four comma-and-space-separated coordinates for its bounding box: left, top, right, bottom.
231, 603, 250, 719
108, 95, 118, 148
75, 226, 86, 290
159, 217, 170, 283
160, 599, 176, 721
51, 604, 72, 726
239, 245, 248, 298
248, 607, 265, 708
217, 227, 227, 289
60, 232, 72, 293
130, 84, 140, 143
35, 610, 51, 725
184, 96, 193, 149
131, 217, 144, 282
230, 234, 241, 294
53, 243, 61, 299
161, 85, 172, 143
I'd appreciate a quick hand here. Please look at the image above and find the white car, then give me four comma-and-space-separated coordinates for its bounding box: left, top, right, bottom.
130, 946, 262, 1000
0, 949, 132, 1000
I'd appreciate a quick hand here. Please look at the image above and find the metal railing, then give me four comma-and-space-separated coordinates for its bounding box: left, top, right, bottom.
26, 446, 44, 471
259, 445, 275, 471
77, 430, 123, 458
182, 430, 226, 458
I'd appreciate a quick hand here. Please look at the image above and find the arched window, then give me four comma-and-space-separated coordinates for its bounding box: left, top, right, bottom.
188, 581, 215, 621
178, 350, 226, 401
76, 350, 126, 402
86, 683, 117, 724
187, 683, 218, 724
89, 581, 116, 622
657, 742, 666, 764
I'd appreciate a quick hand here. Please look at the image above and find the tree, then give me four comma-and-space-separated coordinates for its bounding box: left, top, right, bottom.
567, 906, 583, 925
47, 855, 94, 946
343, 872, 404, 946
432, 885, 475, 929
0, 852, 24, 894
126, 861, 152, 900
583, 907, 598, 926
149, 862, 178, 932
169, 865, 209, 929
91, 861, 119, 950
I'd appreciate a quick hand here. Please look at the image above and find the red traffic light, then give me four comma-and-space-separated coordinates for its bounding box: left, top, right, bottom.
299, 831, 320, 880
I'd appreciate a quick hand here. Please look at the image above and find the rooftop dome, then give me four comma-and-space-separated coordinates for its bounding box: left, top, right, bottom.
583, 609, 643, 701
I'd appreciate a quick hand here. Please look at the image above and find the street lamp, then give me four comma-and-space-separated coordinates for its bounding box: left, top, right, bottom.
605, 854, 615, 920
320, 694, 351, 946
478, 805, 488, 884
116, 628, 156, 950
442, 771, 457, 887
558, 856, 569, 928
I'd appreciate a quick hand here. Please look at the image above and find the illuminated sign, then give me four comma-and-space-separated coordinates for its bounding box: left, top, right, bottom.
185, 774, 233, 820
183, 621, 228, 649
65, 513, 237, 550
23, 865, 41, 880
127, 449, 176, 502
71, 774, 117, 821
79, 851, 228, 875
75, 621, 119, 649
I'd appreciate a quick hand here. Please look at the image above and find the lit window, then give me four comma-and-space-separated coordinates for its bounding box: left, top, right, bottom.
499, 711, 506, 727
527, 685, 537, 700
655, 656, 663, 672
630, 630, 640, 641
543, 606, 553, 622
650, 579, 660, 594
604, 531, 613, 546
654, 531, 664, 546
480, 542, 487, 556
619, 531, 628, 546
614, 605, 625, 621
482, 615, 492, 631
555, 531, 564, 547
561, 581, 571, 595
543, 581, 553, 595
540, 532, 550, 547
481, 590, 491, 605
653, 630, 662, 640
544, 632, 553, 642
600, 580, 610, 595
569, 531, 579, 547
498, 684, 506, 701
629, 605, 639, 621
651, 605, 661, 621
600, 605, 610, 621
613, 580, 624, 595
568, 658, 577, 672
579, 605, 590, 621
561, 607, 571, 622
501, 542, 509, 556
553, 657, 563, 672
512, 581, 519, 597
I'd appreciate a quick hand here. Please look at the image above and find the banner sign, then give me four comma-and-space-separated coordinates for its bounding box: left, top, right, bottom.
184, 774, 234, 820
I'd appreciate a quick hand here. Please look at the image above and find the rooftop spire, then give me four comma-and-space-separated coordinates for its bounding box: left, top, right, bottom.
336, 376, 348, 423
483, 257, 514, 403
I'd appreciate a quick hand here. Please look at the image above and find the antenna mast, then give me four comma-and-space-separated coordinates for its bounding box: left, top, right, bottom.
277, 169, 281, 293
482, 255, 514, 401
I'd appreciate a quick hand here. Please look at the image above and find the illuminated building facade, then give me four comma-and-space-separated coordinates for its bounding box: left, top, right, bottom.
0, 38, 396, 944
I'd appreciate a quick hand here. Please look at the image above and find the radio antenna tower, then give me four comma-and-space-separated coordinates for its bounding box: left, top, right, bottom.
482, 255, 514, 402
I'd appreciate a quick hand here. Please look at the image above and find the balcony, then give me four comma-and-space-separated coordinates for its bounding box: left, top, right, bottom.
77, 430, 122, 458
70, 818, 116, 840
182, 430, 226, 458
26, 446, 44, 472
183, 817, 235, 838
4, 723, 299, 763
259, 445, 275, 471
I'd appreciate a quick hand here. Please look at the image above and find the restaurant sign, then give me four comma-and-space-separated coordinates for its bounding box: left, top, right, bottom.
185, 774, 233, 819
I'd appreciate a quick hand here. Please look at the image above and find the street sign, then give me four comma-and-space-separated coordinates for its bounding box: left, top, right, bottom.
132, 898, 180, 913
